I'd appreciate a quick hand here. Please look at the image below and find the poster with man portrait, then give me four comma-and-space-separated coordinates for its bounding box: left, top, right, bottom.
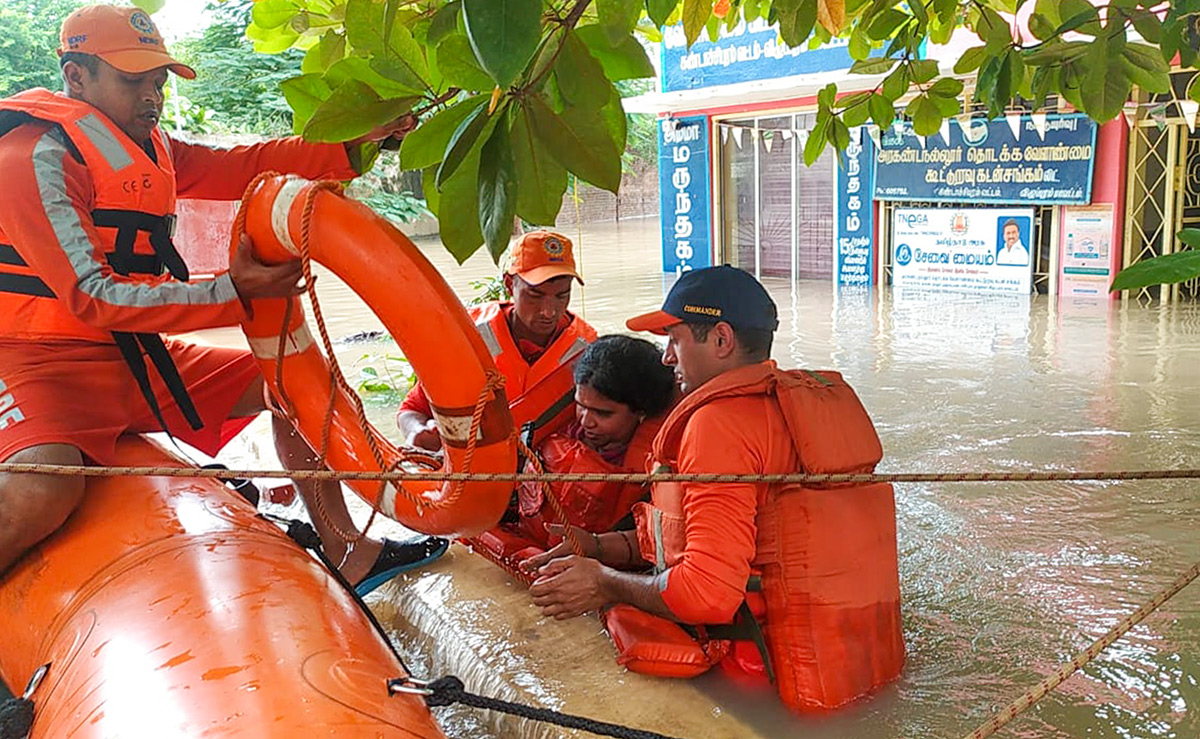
892, 207, 1035, 294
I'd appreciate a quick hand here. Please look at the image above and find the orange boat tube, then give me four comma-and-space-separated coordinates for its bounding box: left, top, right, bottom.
238, 175, 516, 537
0, 436, 445, 737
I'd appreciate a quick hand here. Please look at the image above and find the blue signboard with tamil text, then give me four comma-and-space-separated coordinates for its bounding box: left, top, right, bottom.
661, 19, 854, 93
836, 127, 875, 286
659, 116, 712, 274
874, 113, 1097, 205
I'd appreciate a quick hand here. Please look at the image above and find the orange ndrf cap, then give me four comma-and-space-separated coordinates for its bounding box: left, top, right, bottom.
59, 5, 196, 80
506, 230, 584, 286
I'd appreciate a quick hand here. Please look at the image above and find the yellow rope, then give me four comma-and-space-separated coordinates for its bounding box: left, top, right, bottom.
962, 559, 1200, 739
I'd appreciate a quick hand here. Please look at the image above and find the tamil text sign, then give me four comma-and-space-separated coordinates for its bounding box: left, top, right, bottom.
836, 127, 876, 285
659, 116, 712, 274
892, 207, 1034, 294
875, 114, 1096, 205
661, 19, 854, 93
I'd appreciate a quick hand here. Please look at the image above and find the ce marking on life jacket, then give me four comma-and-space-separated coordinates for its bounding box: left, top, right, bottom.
122, 175, 154, 193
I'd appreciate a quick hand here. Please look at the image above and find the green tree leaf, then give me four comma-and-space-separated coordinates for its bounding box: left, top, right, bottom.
954, 45, 988, 73
437, 103, 493, 187
252, 0, 299, 29
575, 25, 656, 80
428, 1, 462, 44
511, 106, 567, 224
478, 121, 519, 261
247, 21, 301, 54
850, 57, 898, 75
1111, 245, 1200, 291
907, 93, 941, 135
324, 56, 423, 97
280, 73, 333, 133
1121, 43, 1170, 94
777, 0, 818, 47
526, 95, 622, 192
647, 0, 676, 27
133, 0, 166, 13
437, 33, 496, 90
401, 95, 487, 170
599, 0, 642, 44
344, 0, 430, 92
437, 150, 485, 263
1080, 41, 1131, 121
302, 79, 415, 142
869, 93, 896, 128
462, 0, 542, 88
682, 0, 713, 46
556, 30, 612, 110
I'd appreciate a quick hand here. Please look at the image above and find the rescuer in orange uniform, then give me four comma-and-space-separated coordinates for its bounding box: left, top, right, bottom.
0, 5, 446, 591
397, 230, 598, 451
524, 266, 904, 712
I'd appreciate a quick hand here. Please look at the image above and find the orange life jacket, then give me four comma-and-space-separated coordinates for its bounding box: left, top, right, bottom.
447, 302, 596, 449
632, 365, 905, 712
513, 414, 664, 547
0, 90, 201, 432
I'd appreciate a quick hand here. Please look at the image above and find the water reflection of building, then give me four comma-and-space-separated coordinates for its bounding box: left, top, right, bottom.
630, 22, 1145, 303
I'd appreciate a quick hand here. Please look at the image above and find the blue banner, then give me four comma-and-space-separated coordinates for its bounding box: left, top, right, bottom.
661, 19, 854, 93
659, 116, 712, 274
836, 127, 875, 286
874, 114, 1097, 205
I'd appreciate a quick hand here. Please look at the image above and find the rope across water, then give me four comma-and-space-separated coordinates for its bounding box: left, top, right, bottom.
7, 464, 1200, 484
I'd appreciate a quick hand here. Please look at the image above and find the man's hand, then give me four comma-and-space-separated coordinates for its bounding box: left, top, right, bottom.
528, 555, 609, 620
407, 418, 443, 452
348, 113, 419, 147
229, 234, 304, 302
519, 524, 599, 573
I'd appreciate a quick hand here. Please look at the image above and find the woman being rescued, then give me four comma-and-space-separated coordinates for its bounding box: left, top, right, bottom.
471, 335, 677, 564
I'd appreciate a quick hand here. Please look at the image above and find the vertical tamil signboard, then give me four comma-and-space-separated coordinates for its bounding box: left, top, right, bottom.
892, 207, 1034, 294
659, 116, 712, 274
836, 127, 875, 285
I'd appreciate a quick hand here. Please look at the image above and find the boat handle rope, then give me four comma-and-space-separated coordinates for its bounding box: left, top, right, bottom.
388, 674, 688, 739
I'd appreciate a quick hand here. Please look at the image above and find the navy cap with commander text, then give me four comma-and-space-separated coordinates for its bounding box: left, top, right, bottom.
626, 265, 779, 335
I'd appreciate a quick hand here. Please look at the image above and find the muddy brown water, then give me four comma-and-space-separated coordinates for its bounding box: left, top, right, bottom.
177, 217, 1199, 738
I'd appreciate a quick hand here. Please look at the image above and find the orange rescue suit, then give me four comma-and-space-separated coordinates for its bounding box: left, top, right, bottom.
625, 362, 905, 712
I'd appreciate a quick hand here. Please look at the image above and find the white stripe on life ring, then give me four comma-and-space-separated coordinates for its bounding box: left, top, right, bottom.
246, 323, 315, 360
271, 178, 307, 256
431, 409, 480, 444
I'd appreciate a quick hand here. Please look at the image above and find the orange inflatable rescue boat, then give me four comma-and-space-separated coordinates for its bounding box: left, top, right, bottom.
238, 176, 517, 537
0, 436, 446, 738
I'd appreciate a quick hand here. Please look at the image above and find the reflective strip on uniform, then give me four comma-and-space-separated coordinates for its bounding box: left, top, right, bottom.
76, 114, 133, 172
558, 336, 588, 365
31, 130, 238, 308
652, 508, 667, 574
475, 320, 502, 358
245, 323, 315, 360
157, 129, 173, 164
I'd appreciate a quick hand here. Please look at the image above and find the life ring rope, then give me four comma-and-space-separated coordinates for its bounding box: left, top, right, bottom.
235, 174, 516, 545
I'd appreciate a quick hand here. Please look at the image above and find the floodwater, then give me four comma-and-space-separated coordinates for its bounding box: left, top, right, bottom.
193, 217, 1200, 738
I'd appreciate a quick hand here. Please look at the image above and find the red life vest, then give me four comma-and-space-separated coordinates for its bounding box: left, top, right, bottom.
631, 365, 905, 712
512, 415, 664, 548
0, 89, 201, 432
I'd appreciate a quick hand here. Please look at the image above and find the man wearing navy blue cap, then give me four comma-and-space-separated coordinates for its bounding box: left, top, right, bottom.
524, 266, 784, 675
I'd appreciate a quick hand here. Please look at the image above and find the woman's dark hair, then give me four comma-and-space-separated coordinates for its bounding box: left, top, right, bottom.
573, 335, 674, 417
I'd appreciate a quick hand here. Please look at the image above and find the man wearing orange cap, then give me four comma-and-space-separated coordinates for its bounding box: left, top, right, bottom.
398, 230, 598, 452
0, 4, 447, 593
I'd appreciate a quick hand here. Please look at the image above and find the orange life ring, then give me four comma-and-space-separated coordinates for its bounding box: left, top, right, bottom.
237, 175, 515, 536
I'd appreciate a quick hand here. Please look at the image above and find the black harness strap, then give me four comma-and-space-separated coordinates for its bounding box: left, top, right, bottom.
91, 208, 203, 435
685, 575, 776, 683
0, 245, 54, 298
